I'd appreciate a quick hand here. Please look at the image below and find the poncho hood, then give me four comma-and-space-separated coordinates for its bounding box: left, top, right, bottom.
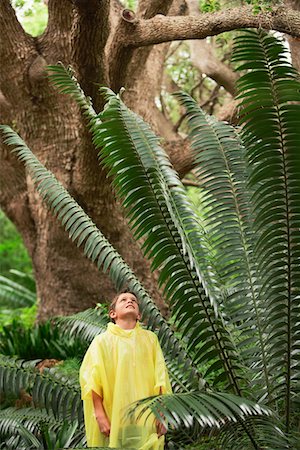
107, 321, 141, 337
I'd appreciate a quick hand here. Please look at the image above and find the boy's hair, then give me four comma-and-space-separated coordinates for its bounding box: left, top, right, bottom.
109, 289, 139, 322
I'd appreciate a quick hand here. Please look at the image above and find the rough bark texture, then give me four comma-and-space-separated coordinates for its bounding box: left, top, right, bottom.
1, 0, 299, 320
117, 5, 300, 48
285, 0, 300, 71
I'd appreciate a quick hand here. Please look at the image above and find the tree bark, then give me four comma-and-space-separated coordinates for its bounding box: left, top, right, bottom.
117, 5, 300, 48
0, 0, 165, 320
285, 0, 300, 72
1, 0, 299, 320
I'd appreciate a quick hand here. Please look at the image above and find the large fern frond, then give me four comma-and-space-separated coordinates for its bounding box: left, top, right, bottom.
46, 65, 241, 391
8, 269, 36, 291
0, 274, 36, 308
233, 29, 300, 432
0, 319, 88, 360
0, 355, 82, 422
93, 88, 243, 393
54, 307, 109, 342
0, 125, 202, 392
174, 92, 253, 302
129, 391, 288, 450
175, 92, 273, 398
0, 407, 53, 449
0, 407, 85, 450
47, 63, 98, 123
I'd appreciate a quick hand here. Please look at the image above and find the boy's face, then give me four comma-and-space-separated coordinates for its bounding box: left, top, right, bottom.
109, 292, 141, 322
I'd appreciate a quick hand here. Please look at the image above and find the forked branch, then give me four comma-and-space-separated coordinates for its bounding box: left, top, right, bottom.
121, 5, 300, 47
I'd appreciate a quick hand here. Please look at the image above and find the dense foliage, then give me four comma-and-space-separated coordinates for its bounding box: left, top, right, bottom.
0, 270, 36, 331
0, 212, 32, 277
0, 28, 300, 449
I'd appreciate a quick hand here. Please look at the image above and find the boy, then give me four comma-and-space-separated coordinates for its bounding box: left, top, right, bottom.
79, 290, 172, 449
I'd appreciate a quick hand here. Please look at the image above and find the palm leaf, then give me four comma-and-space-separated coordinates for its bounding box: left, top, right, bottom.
174, 91, 252, 301
93, 88, 243, 393
233, 29, 300, 432
54, 307, 109, 342
132, 391, 270, 428
9, 269, 35, 290
129, 391, 288, 449
0, 407, 85, 450
0, 125, 202, 392
216, 416, 290, 450
0, 408, 46, 449
39, 419, 83, 449
0, 355, 82, 422
0, 318, 87, 360
175, 92, 273, 400
0, 274, 36, 308
47, 65, 241, 392
47, 63, 98, 123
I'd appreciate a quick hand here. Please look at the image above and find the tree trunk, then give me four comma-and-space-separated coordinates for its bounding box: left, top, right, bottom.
1, 67, 166, 318
0, 0, 166, 320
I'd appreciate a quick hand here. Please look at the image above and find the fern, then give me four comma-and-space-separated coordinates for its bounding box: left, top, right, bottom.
130, 391, 289, 449
175, 92, 272, 399
54, 307, 109, 342
0, 407, 85, 449
0, 124, 202, 391
233, 29, 300, 432
93, 88, 244, 393
0, 273, 36, 308
0, 356, 82, 422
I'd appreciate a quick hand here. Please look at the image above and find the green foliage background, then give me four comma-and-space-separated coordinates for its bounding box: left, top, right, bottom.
12, 0, 47, 36
0, 210, 34, 331
0, 211, 32, 278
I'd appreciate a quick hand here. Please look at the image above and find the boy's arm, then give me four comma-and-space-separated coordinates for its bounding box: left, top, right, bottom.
92, 390, 110, 437
156, 387, 168, 437
152, 333, 170, 436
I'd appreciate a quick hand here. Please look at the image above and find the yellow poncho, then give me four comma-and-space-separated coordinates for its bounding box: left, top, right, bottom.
79, 322, 172, 449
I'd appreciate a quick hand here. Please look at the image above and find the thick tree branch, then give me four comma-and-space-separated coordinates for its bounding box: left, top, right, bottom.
46, 0, 74, 36
109, 0, 186, 96
0, 0, 35, 86
0, 90, 11, 112
165, 137, 196, 177
137, 0, 175, 19
40, 0, 75, 63
71, 0, 111, 110
123, 6, 300, 47
189, 40, 237, 95
122, 44, 170, 113
109, 0, 123, 26
109, 1, 176, 92
217, 99, 239, 124
187, 0, 237, 96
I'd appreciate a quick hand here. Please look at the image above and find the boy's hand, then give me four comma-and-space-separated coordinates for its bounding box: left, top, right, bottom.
156, 418, 167, 437
96, 414, 111, 437
92, 391, 110, 437
156, 390, 167, 437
